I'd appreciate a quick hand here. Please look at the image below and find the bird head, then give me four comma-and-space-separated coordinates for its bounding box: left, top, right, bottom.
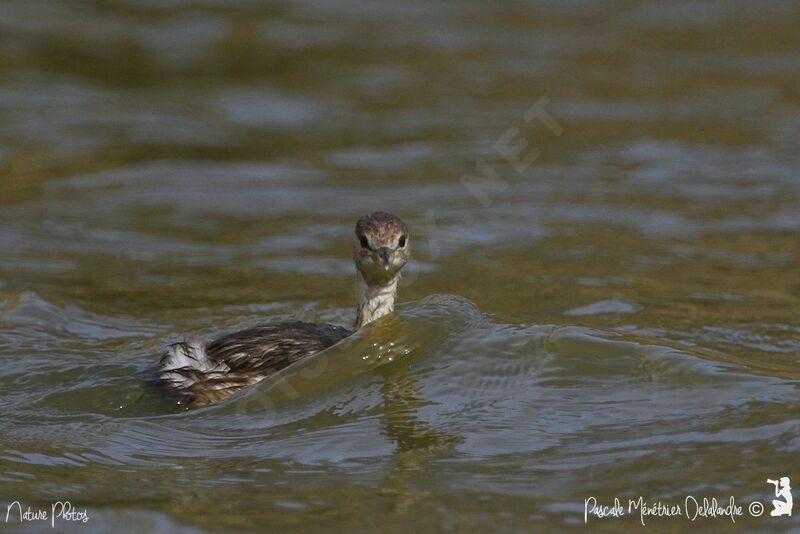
353, 212, 410, 286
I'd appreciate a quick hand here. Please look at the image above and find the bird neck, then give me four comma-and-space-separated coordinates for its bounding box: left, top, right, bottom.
354, 272, 400, 329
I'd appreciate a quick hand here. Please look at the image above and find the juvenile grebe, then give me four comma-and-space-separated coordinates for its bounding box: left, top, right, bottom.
157, 212, 410, 407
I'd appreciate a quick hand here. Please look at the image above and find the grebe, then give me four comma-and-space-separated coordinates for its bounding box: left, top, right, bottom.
157, 212, 410, 407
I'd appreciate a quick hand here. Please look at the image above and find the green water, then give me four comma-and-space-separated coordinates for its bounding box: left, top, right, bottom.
1, 1, 799, 531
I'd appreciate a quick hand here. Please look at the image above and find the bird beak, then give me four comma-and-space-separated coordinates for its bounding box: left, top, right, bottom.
376, 247, 392, 268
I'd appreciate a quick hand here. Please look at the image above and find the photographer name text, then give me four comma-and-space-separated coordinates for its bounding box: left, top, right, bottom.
584, 496, 766, 525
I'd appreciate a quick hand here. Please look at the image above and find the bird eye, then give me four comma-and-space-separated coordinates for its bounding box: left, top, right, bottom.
359, 235, 369, 248
398, 235, 407, 248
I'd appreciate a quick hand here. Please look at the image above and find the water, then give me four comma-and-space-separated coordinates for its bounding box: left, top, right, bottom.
1, 0, 799, 531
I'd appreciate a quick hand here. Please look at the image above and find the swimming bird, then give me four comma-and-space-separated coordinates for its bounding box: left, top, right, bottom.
157, 212, 410, 407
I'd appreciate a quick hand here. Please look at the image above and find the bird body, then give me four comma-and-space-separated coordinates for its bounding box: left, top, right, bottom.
157, 212, 410, 408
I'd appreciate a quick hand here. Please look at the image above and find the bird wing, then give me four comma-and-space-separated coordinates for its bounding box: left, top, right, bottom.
205, 321, 352, 375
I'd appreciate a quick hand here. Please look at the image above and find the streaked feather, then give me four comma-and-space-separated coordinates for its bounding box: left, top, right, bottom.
158, 322, 351, 407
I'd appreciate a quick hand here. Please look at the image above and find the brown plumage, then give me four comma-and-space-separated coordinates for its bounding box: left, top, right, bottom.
157, 212, 411, 408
